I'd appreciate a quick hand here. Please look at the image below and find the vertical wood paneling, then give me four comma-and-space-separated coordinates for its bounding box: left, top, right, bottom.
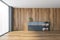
41, 8, 50, 22
32, 8, 35, 22
53, 8, 57, 31
28, 9, 32, 17
47, 8, 50, 22
17, 8, 19, 30
13, 8, 18, 31
13, 8, 60, 31
18, 8, 21, 30
50, 8, 54, 31
42, 9, 46, 21
20, 8, 24, 30
57, 8, 60, 31
39, 9, 42, 22
24, 8, 28, 31
35, 8, 39, 22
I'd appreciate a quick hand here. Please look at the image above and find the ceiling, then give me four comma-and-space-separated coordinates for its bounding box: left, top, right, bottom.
2, 0, 60, 8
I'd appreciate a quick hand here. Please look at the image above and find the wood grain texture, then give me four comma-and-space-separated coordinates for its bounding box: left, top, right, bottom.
0, 31, 60, 40
56, 9, 60, 31
50, 8, 54, 31
13, 8, 60, 31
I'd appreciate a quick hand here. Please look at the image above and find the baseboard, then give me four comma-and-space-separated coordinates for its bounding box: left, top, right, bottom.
0, 32, 9, 37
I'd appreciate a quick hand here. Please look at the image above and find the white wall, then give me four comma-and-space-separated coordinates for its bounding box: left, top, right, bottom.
0, 1, 9, 35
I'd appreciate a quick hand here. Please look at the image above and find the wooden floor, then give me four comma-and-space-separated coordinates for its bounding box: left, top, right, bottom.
0, 31, 60, 40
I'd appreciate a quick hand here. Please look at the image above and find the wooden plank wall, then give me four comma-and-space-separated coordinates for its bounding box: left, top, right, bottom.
13, 8, 60, 31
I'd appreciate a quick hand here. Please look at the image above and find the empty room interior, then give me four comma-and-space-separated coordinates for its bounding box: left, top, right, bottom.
0, 0, 60, 40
